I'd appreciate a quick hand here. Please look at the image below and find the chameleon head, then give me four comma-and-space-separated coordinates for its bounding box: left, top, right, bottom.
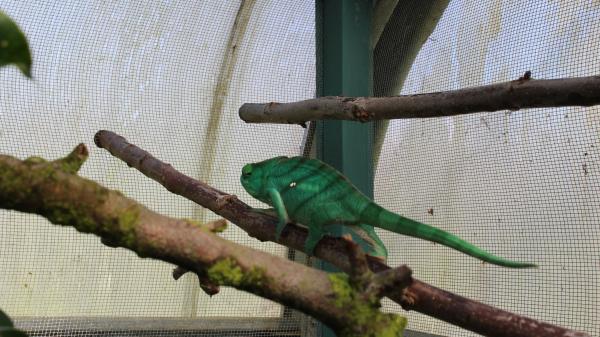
240, 163, 262, 198
241, 156, 288, 201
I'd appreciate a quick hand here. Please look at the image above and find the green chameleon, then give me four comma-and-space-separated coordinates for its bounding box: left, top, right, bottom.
241, 156, 536, 268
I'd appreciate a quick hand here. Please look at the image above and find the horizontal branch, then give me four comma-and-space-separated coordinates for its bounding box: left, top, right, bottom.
0, 145, 407, 337
239, 75, 600, 123
94, 130, 590, 337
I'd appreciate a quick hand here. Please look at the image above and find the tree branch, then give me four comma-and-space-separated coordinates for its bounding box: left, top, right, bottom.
172, 219, 225, 296
342, 235, 375, 291
0, 146, 407, 337
94, 130, 590, 337
239, 75, 600, 123
366, 265, 412, 300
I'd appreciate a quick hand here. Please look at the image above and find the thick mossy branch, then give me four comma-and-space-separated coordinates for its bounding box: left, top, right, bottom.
0, 145, 407, 337
239, 75, 600, 124
93, 130, 591, 337
0, 147, 141, 249
173, 219, 228, 296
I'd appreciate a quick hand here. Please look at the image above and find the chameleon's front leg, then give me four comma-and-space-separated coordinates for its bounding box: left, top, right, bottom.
267, 188, 290, 240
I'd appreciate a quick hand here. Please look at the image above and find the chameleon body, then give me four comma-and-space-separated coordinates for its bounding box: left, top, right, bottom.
241, 156, 536, 268
249, 210, 388, 260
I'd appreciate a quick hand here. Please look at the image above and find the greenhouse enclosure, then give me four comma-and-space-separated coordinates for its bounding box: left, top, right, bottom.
0, 1, 598, 337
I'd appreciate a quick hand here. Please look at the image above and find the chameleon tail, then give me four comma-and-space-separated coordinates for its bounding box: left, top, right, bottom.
363, 203, 536, 268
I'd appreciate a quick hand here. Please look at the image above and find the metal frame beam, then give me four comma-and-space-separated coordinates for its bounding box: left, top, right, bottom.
315, 1, 373, 336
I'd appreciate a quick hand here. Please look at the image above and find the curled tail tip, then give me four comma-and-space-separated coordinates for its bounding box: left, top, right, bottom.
492, 260, 538, 269
517, 262, 538, 269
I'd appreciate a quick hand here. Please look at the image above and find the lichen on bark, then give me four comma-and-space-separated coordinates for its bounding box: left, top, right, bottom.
207, 258, 266, 288
329, 273, 407, 337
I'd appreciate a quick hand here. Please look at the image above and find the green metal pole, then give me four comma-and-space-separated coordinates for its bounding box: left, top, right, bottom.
316, 0, 373, 199
316, 0, 373, 336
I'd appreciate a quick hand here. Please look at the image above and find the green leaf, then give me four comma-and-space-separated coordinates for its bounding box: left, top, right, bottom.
0, 309, 27, 337
0, 10, 32, 78
0, 310, 13, 328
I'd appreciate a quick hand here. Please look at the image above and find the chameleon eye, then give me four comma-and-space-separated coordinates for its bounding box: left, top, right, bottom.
242, 164, 253, 177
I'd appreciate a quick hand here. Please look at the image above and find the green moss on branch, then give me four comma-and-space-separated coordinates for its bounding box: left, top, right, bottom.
329, 273, 407, 337
207, 258, 267, 288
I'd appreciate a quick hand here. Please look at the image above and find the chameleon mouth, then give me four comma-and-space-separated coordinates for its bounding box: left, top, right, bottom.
242, 164, 253, 177
240, 177, 257, 196
244, 186, 257, 195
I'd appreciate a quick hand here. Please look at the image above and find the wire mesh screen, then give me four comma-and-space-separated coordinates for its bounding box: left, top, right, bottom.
0, 1, 315, 336
376, 1, 599, 336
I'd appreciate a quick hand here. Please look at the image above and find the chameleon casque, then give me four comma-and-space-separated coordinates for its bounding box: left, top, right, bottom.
241, 156, 536, 268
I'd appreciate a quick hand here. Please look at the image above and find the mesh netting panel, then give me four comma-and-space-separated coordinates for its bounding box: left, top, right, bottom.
376, 1, 599, 336
0, 1, 315, 336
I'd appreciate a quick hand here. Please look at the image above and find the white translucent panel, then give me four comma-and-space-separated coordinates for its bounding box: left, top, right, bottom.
0, 0, 314, 325
376, 1, 599, 336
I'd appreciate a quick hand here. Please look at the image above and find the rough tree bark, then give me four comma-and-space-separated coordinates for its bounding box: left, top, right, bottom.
239, 75, 600, 124
0, 144, 411, 337
93, 130, 590, 337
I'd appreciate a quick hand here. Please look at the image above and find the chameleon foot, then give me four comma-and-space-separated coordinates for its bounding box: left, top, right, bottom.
303, 229, 324, 256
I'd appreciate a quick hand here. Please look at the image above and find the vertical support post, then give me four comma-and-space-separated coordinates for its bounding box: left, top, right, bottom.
316, 0, 373, 336
317, 0, 373, 198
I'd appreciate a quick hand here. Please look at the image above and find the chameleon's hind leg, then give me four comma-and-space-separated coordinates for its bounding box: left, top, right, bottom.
303, 228, 325, 256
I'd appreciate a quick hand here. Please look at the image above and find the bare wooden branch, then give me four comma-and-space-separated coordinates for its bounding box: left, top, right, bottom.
172, 266, 188, 280
0, 146, 406, 337
367, 266, 413, 299
173, 266, 220, 296
343, 235, 373, 289
94, 130, 590, 337
239, 75, 600, 123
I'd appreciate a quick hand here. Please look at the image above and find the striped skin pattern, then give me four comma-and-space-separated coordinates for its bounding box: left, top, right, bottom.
241, 156, 536, 268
